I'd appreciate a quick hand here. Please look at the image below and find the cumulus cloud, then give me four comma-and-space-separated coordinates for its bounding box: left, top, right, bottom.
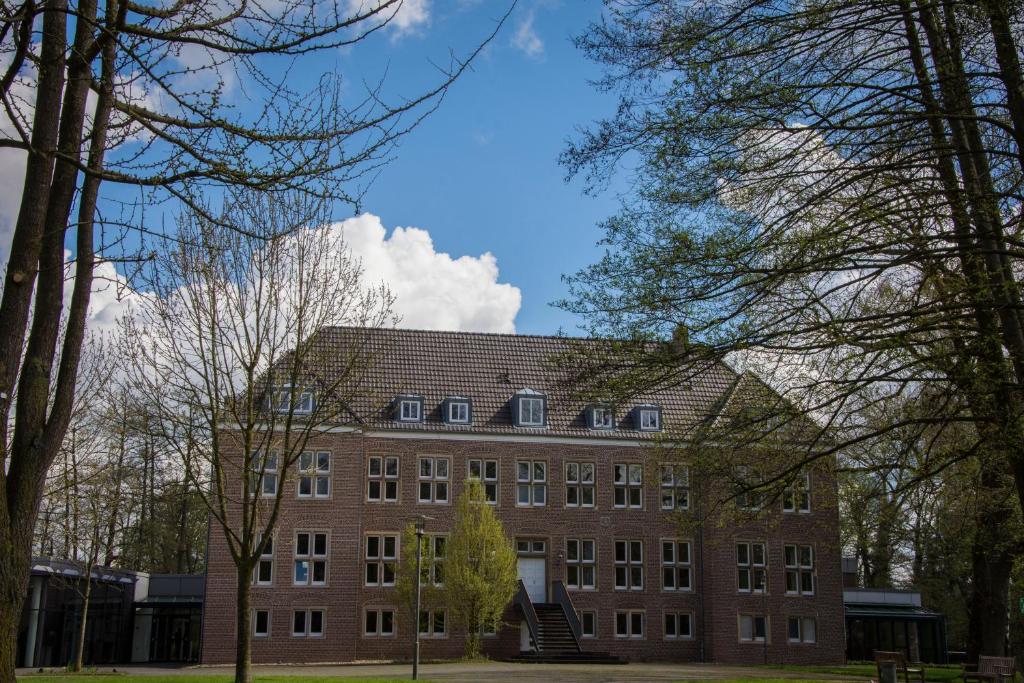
337, 213, 521, 333
511, 10, 543, 59
347, 0, 431, 39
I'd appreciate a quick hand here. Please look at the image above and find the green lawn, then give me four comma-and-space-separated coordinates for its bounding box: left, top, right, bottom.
21, 677, 426, 683
757, 663, 965, 682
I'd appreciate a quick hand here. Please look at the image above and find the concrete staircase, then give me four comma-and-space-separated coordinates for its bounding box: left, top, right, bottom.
513, 603, 624, 664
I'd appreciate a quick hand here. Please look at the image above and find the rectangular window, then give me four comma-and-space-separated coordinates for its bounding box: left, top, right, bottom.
364, 608, 396, 636
468, 459, 498, 503
448, 401, 470, 423
270, 386, 314, 414
592, 407, 613, 429
664, 612, 693, 640
783, 473, 811, 512
660, 464, 689, 510
516, 460, 547, 506
367, 456, 399, 502
788, 616, 816, 643
736, 466, 765, 510
519, 397, 545, 426
615, 610, 645, 638
292, 609, 324, 637
639, 408, 660, 430
661, 540, 692, 591
365, 534, 398, 587
737, 542, 767, 593
784, 544, 815, 595
250, 452, 278, 497
419, 609, 447, 637
579, 610, 597, 638
298, 451, 331, 498
400, 399, 421, 421
613, 463, 643, 509
294, 532, 328, 586
253, 609, 270, 637
418, 457, 450, 503
566, 539, 596, 589
429, 535, 446, 586
565, 462, 596, 508
614, 540, 644, 590
739, 614, 768, 643
253, 535, 273, 586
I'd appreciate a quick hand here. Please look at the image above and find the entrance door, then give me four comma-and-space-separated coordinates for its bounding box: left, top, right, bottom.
518, 557, 546, 603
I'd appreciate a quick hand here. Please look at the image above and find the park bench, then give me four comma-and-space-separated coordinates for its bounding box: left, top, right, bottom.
875, 650, 925, 683
962, 656, 1016, 683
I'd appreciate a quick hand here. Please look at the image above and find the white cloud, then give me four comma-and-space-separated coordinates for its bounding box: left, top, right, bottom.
511, 10, 544, 59
337, 213, 521, 333
347, 0, 431, 39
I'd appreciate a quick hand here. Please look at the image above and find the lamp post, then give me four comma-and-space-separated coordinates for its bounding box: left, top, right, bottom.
412, 514, 434, 680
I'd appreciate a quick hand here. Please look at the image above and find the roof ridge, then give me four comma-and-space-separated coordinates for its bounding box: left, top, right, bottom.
321, 325, 602, 342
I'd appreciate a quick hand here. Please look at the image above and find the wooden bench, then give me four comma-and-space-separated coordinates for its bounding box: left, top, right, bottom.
875, 650, 925, 683
963, 656, 1016, 683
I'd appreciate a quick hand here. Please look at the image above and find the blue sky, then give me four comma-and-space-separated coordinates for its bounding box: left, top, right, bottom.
329, 1, 625, 335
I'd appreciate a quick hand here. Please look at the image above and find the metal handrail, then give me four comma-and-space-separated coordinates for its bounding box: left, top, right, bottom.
514, 579, 541, 652
551, 580, 582, 650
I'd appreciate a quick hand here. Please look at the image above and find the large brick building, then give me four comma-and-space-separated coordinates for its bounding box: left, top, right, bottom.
201, 327, 845, 665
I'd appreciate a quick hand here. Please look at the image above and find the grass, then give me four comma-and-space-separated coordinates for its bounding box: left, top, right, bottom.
21, 677, 428, 683
756, 663, 965, 682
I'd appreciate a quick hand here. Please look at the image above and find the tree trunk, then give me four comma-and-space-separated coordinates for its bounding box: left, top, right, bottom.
72, 568, 95, 672
967, 493, 1014, 660
234, 567, 253, 683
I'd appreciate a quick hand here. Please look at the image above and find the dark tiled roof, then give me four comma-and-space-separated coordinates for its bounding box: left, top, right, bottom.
307, 326, 739, 440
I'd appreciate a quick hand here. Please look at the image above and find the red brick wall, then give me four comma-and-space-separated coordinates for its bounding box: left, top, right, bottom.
201, 432, 844, 665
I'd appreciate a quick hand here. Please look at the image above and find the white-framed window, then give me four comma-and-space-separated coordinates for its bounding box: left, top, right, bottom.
418, 457, 450, 503
250, 451, 278, 497
364, 608, 396, 637
613, 463, 643, 509
566, 539, 596, 589
253, 535, 274, 586
565, 462, 596, 507
788, 616, 816, 643
298, 451, 330, 498
736, 466, 765, 510
399, 398, 422, 422
269, 385, 314, 414
783, 472, 811, 513
365, 534, 398, 587
468, 459, 498, 503
516, 460, 547, 506
737, 541, 767, 593
519, 396, 545, 426
447, 401, 470, 424
639, 407, 660, 431
614, 540, 643, 590
615, 610, 645, 638
367, 455, 399, 502
419, 609, 447, 637
660, 464, 689, 510
591, 406, 614, 429
578, 610, 597, 638
785, 544, 815, 595
739, 614, 769, 643
517, 539, 546, 555
426, 535, 446, 586
292, 608, 324, 637
253, 609, 270, 637
294, 532, 328, 586
664, 612, 693, 640
661, 540, 692, 591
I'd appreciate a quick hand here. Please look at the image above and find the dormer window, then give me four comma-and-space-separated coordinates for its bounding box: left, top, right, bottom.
587, 405, 615, 430
394, 395, 425, 423
634, 405, 663, 432
268, 385, 314, 415
512, 390, 547, 428
442, 397, 473, 425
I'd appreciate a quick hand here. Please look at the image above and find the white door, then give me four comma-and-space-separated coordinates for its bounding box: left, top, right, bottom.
518, 557, 546, 603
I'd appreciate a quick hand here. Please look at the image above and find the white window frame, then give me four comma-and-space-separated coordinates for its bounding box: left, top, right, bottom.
614, 610, 645, 639
566, 538, 596, 590
613, 463, 643, 509
518, 396, 545, 426
253, 609, 270, 637
269, 385, 314, 415
783, 472, 811, 513
661, 540, 692, 591
292, 608, 325, 637
419, 609, 447, 638
365, 534, 398, 587
739, 614, 769, 643
363, 608, 396, 637
467, 458, 498, 504
660, 464, 689, 511
253, 535, 274, 586
788, 616, 817, 643
399, 399, 422, 422
737, 541, 767, 593
565, 461, 596, 508
591, 406, 613, 429
784, 544, 815, 596
516, 460, 547, 507
298, 451, 331, 499
614, 540, 644, 590
250, 451, 278, 497
418, 456, 450, 504
639, 408, 660, 431
664, 612, 693, 640
294, 531, 328, 586
447, 401, 470, 424
578, 610, 597, 638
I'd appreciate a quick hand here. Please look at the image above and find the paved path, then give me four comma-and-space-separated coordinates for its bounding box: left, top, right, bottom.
19, 661, 867, 681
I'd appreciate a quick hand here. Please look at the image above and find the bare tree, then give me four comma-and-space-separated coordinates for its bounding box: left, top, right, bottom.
0, 1, 512, 675
120, 188, 394, 682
